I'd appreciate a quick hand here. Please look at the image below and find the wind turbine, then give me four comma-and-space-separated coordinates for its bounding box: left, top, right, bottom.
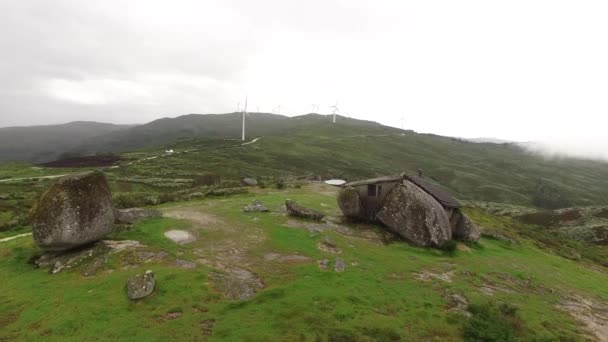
330, 102, 339, 123
242, 96, 248, 141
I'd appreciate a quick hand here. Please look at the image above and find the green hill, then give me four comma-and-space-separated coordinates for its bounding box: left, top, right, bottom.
106, 118, 608, 209
0, 121, 133, 163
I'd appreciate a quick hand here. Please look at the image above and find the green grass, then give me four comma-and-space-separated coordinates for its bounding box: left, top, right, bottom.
2, 186, 606, 340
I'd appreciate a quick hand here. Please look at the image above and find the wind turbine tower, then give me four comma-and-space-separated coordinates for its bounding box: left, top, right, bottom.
330, 102, 339, 123
242, 96, 248, 141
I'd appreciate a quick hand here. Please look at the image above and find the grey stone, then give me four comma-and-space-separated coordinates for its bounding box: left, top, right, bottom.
452, 213, 480, 242
334, 258, 346, 272
337, 186, 364, 220
115, 208, 162, 224
376, 181, 452, 247
321, 236, 337, 248
241, 177, 258, 186
285, 200, 325, 221
127, 270, 156, 299
31, 172, 116, 251
243, 200, 269, 213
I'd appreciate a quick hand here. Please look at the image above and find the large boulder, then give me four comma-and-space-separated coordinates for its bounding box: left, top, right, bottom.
31, 172, 115, 251
115, 208, 162, 224
376, 181, 452, 247
452, 213, 480, 242
337, 186, 363, 220
285, 200, 325, 221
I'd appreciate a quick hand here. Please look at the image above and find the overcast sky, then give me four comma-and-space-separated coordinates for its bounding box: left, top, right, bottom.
1, 1, 607, 155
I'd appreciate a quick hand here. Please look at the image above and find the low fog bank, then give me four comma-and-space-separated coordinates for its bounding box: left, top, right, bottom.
519, 140, 608, 163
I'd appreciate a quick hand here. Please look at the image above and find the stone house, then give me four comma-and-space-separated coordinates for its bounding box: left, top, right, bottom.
338, 173, 479, 247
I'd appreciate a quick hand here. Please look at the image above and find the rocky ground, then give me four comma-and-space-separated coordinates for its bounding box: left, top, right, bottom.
1, 185, 608, 341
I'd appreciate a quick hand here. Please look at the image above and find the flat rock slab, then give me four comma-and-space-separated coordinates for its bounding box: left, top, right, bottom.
209, 267, 264, 300
34, 239, 144, 274
164, 230, 197, 244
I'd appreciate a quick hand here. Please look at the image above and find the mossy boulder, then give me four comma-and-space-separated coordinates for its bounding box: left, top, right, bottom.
30, 172, 115, 251
286, 200, 325, 221
377, 181, 451, 247
337, 186, 363, 220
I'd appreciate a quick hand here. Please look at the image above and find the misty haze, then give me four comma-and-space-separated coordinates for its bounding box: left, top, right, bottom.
2, 1, 608, 341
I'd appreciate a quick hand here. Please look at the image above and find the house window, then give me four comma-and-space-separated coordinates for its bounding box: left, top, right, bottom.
378, 185, 382, 197
367, 184, 377, 196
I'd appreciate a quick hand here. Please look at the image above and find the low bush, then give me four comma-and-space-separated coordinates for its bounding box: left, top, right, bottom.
463, 302, 521, 342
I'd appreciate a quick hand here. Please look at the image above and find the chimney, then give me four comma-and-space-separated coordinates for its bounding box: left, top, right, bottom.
418, 168, 423, 177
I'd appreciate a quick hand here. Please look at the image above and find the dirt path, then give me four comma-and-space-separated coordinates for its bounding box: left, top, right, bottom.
0, 233, 32, 243
0, 174, 68, 183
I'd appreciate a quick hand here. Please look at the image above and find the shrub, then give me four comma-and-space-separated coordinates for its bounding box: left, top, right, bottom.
439, 240, 459, 255
463, 302, 521, 342
276, 179, 286, 189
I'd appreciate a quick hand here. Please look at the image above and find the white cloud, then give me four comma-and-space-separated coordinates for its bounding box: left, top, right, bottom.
1, 0, 608, 159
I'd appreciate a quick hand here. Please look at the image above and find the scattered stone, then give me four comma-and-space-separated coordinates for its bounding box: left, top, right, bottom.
31, 172, 116, 251
317, 237, 342, 254
165, 311, 183, 320
209, 267, 264, 300
317, 259, 330, 271
136, 250, 170, 263
446, 293, 470, 317
104, 240, 145, 252
377, 182, 452, 247
164, 230, 197, 244
264, 253, 311, 263
174, 259, 197, 269
334, 258, 346, 272
201, 319, 216, 336
321, 236, 337, 248
115, 208, 162, 224
415, 270, 455, 283
127, 270, 155, 300
243, 200, 269, 213
285, 200, 325, 221
241, 177, 258, 186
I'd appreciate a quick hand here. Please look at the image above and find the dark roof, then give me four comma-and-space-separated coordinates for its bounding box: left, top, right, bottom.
344, 176, 401, 187
403, 174, 461, 208
345, 174, 461, 209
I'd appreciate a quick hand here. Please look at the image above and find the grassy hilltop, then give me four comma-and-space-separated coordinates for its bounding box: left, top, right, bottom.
2, 185, 608, 341
2, 114, 608, 340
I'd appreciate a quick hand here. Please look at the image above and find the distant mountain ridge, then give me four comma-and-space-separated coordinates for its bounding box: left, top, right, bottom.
0, 113, 393, 163
0, 121, 134, 163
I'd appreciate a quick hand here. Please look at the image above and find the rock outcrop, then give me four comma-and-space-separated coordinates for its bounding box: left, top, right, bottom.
452, 213, 481, 242
115, 208, 162, 224
337, 186, 363, 220
30, 172, 115, 251
376, 181, 452, 247
285, 200, 325, 221
127, 270, 156, 300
